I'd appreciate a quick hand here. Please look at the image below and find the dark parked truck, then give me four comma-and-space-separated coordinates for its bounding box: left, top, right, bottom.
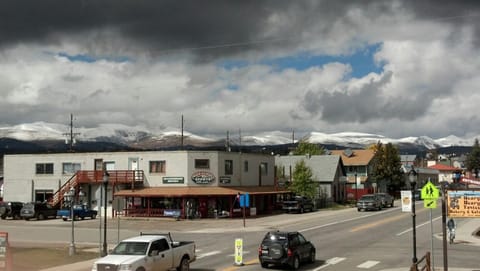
282, 196, 314, 213
91, 232, 196, 271
20, 202, 58, 220
57, 205, 98, 221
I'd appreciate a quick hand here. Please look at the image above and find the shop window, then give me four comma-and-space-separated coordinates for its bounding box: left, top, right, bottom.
225, 160, 233, 175
195, 159, 210, 169
36, 163, 54, 174
260, 162, 268, 176
62, 162, 81, 175
149, 160, 166, 173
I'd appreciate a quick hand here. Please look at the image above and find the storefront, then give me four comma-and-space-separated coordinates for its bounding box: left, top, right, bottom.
115, 186, 291, 219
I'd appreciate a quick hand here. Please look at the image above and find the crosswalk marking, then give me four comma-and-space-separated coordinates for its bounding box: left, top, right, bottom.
196, 250, 221, 259
313, 257, 346, 270
357, 260, 380, 268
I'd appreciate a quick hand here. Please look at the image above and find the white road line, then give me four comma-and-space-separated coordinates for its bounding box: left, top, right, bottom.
357, 260, 380, 269
313, 257, 346, 270
196, 250, 221, 259
396, 216, 442, 236
300, 208, 400, 233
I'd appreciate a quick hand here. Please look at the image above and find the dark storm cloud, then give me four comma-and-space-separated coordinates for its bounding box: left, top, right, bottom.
2, 1, 478, 60
297, 71, 430, 123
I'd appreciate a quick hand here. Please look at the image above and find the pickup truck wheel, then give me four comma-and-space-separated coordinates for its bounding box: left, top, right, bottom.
37, 213, 45, 220
62, 217, 67, 221
0, 215, 6, 220
260, 261, 269, 268
135, 268, 145, 271
177, 257, 189, 271
91, 214, 97, 219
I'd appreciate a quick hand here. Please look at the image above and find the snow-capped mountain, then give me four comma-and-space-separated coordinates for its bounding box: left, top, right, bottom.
0, 122, 477, 150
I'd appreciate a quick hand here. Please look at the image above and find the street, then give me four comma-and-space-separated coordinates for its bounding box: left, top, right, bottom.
1, 202, 479, 270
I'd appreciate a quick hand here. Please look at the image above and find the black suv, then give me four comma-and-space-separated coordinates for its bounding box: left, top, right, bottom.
20, 202, 59, 220
258, 231, 316, 269
0, 201, 24, 220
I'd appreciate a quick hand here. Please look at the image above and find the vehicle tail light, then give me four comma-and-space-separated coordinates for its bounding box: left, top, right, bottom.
287, 248, 293, 257
258, 246, 262, 256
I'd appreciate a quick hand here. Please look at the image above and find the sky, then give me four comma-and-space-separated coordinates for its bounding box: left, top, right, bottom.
1, 0, 480, 140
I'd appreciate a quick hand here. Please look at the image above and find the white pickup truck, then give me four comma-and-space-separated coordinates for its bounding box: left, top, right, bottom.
91, 232, 196, 271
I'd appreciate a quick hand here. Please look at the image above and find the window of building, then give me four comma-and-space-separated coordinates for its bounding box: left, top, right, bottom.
150, 160, 166, 173
62, 162, 81, 175
244, 161, 249, 172
36, 163, 54, 174
195, 159, 210, 169
225, 160, 233, 175
260, 162, 268, 176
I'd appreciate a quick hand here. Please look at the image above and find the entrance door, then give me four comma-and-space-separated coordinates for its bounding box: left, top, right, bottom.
129, 158, 139, 181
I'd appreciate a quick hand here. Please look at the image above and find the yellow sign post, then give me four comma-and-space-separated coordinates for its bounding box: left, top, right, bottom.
234, 238, 244, 266
421, 181, 440, 209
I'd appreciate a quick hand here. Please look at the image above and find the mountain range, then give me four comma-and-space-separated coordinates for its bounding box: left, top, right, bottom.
0, 122, 477, 155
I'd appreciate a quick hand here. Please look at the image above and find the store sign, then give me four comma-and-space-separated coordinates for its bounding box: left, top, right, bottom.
219, 177, 231, 184
447, 190, 480, 218
191, 171, 215, 184
401, 190, 412, 213
163, 177, 184, 184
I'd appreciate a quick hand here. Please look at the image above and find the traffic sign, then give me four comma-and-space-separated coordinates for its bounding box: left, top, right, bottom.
421, 181, 440, 200
424, 199, 437, 209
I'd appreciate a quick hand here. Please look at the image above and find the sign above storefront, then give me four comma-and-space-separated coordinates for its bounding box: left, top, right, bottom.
191, 171, 215, 184
219, 177, 231, 184
163, 177, 184, 184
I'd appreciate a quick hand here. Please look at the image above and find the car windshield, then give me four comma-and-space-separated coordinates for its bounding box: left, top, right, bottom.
360, 195, 375, 200
111, 241, 149, 255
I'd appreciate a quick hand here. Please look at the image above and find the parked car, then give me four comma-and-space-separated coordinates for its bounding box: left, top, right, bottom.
258, 231, 316, 270
91, 232, 196, 271
375, 193, 394, 208
20, 202, 59, 220
0, 201, 24, 220
57, 204, 98, 221
357, 194, 382, 211
282, 196, 314, 213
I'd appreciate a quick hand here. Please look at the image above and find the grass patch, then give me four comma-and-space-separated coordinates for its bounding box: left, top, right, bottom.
10, 246, 99, 271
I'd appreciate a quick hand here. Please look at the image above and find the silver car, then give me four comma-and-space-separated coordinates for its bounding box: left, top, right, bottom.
357, 194, 382, 211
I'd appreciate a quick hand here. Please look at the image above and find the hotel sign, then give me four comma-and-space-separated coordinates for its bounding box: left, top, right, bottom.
447, 190, 480, 218
191, 171, 215, 184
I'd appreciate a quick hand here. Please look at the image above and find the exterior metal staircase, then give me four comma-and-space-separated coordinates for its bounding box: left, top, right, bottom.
49, 170, 144, 207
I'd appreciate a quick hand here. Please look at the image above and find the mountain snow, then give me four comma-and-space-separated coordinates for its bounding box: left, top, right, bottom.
0, 122, 477, 149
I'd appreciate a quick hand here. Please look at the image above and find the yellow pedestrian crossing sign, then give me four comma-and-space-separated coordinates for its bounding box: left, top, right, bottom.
421, 181, 440, 200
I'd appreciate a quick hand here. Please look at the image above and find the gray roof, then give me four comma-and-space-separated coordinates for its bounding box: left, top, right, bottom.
275, 155, 343, 182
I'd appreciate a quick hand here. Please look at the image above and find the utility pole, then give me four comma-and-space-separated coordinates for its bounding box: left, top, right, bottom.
63, 113, 80, 152
181, 115, 184, 150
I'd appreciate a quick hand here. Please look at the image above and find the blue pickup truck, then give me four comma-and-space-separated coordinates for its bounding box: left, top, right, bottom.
57, 205, 98, 221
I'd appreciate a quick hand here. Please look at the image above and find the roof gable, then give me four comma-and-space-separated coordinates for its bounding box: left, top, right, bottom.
330, 149, 375, 166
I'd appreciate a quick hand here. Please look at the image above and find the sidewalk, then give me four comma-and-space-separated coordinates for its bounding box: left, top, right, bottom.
39, 211, 480, 271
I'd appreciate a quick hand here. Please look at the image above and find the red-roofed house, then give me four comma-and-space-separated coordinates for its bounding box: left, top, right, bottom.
428, 164, 462, 183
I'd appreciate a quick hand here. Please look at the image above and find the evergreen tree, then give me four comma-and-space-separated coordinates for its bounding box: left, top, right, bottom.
371, 142, 404, 193
465, 138, 480, 177
289, 160, 316, 199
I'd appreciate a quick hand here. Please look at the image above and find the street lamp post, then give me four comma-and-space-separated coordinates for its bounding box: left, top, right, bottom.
102, 172, 109, 257
354, 172, 358, 203
409, 167, 418, 265
64, 186, 84, 256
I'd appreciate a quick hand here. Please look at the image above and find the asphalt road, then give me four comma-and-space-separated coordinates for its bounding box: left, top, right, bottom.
1, 202, 479, 271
